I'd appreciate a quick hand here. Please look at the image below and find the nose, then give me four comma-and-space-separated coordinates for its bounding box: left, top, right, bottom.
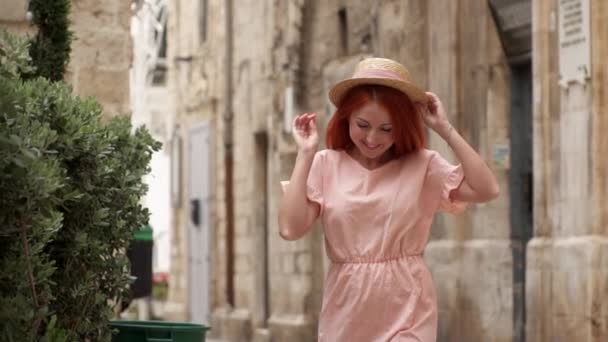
365, 131, 379, 144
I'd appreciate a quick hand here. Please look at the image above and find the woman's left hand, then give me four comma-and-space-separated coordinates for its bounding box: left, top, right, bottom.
417, 91, 452, 139
418, 92, 500, 203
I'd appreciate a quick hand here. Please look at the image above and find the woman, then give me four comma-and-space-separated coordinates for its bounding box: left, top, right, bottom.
278, 57, 499, 341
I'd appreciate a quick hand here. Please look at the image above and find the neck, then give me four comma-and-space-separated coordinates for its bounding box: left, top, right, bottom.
348, 147, 395, 170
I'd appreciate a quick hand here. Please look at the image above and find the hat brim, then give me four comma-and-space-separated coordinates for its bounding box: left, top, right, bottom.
329, 77, 427, 107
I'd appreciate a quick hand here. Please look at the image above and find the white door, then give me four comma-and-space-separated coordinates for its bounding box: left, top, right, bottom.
188, 123, 211, 325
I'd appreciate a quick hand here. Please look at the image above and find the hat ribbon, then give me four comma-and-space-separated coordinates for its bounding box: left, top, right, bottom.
352, 68, 405, 81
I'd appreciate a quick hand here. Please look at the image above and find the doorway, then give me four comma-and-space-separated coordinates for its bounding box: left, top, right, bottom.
510, 62, 533, 342
188, 123, 212, 325
253, 132, 270, 326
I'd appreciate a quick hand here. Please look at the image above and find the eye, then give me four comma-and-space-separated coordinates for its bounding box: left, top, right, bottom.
381, 127, 392, 133
356, 123, 369, 129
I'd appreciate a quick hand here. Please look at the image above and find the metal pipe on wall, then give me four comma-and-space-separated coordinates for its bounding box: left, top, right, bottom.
224, 0, 235, 307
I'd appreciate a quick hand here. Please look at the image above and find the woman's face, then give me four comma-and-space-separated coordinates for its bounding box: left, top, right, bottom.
348, 101, 395, 160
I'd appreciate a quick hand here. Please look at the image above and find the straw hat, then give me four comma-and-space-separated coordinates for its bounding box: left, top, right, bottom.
328, 57, 427, 106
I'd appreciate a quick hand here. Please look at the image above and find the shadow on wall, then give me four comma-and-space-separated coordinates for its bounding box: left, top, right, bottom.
437, 289, 487, 342
457, 294, 486, 342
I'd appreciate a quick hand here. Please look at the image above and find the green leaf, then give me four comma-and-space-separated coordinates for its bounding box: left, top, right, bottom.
9, 134, 22, 145
48, 315, 57, 329
20, 147, 36, 160
12, 157, 25, 168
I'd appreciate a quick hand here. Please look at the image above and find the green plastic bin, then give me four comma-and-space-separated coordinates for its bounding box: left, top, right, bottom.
110, 320, 210, 342
128, 225, 154, 299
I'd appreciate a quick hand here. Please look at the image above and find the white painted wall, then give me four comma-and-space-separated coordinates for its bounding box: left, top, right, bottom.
144, 150, 172, 273
130, 1, 173, 275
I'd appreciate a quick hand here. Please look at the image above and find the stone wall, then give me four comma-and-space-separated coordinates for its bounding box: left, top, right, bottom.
0, 0, 132, 120
424, 1, 513, 341
0, 0, 35, 35
166, 1, 520, 341
527, 0, 608, 341
67, 0, 132, 119
165, 0, 226, 324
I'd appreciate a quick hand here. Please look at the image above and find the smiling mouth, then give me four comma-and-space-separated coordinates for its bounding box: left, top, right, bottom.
362, 141, 381, 150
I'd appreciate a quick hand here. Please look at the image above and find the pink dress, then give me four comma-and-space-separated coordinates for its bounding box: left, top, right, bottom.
283, 148, 467, 341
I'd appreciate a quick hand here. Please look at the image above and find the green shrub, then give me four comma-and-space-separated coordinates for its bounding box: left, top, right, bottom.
0, 31, 161, 342
0, 30, 35, 78
26, 0, 73, 81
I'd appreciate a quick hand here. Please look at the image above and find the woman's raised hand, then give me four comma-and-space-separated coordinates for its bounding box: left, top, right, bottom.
292, 113, 319, 154
417, 91, 452, 139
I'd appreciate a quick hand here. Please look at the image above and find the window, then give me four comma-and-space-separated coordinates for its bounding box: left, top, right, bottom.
338, 8, 348, 55
152, 25, 168, 85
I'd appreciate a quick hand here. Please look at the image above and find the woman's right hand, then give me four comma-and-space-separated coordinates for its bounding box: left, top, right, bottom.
292, 113, 319, 153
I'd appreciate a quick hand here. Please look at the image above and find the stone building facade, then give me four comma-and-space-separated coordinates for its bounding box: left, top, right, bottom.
0, 0, 132, 120
526, 0, 608, 340
67, 0, 133, 120
164, 0, 608, 341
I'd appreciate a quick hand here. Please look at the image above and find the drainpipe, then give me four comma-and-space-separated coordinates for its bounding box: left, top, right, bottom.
224, 0, 235, 307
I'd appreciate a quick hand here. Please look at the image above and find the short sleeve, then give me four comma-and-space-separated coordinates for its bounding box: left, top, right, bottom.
426, 152, 467, 214
280, 151, 324, 210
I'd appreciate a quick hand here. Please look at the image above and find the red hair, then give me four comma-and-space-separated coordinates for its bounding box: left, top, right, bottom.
326, 85, 426, 157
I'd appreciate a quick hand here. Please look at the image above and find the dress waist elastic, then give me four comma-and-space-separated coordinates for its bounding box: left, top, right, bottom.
330, 253, 423, 264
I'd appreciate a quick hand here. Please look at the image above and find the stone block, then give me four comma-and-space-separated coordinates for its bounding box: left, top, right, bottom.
595, 241, 608, 339
525, 237, 553, 342
225, 308, 252, 342
235, 216, 249, 235
162, 301, 188, 322
74, 67, 129, 106
377, 1, 427, 85
287, 234, 314, 253
235, 255, 251, 274
469, 176, 510, 239
252, 328, 271, 342
63, 70, 75, 87
211, 308, 252, 342
288, 275, 311, 313
268, 313, 316, 342
234, 273, 254, 308
70, 29, 129, 68
209, 308, 228, 339
550, 237, 608, 341
527, 236, 608, 341
99, 103, 130, 121
459, 240, 513, 342
269, 250, 281, 273
235, 236, 251, 255
269, 275, 289, 315
282, 252, 295, 274
425, 240, 462, 342
70, 0, 117, 29
115, 0, 133, 28
249, 257, 265, 276
0, 0, 28, 22
0, 21, 36, 36
295, 252, 311, 274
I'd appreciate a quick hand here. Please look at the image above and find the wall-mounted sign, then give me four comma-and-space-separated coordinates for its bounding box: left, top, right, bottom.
558, 0, 591, 87
493, 144, 511, 169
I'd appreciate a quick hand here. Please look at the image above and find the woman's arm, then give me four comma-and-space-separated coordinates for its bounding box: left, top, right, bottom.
278, 113, 321, 240
420, 92, 500, 203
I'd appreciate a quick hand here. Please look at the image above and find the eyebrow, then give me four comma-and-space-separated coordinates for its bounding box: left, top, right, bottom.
355, 117, 392, 127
